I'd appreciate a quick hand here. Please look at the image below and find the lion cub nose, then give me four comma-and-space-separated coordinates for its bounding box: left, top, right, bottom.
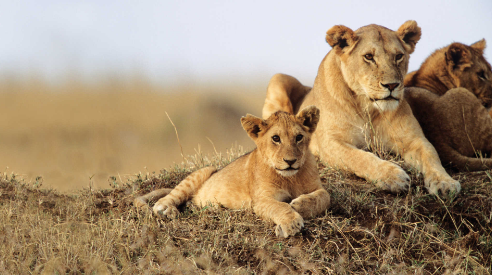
381, 82, 400, 92
283, 159, 297, 166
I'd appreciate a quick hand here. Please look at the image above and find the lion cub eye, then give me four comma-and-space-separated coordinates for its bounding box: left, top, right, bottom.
272, 135, 281, 143
395, 54, 404, 61
364, 54, 374, 61
295, 134, 303, 142
478, 70, 486, 80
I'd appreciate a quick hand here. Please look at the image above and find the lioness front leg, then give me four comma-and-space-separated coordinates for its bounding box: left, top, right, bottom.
401, 139, 460, 195
290, 188, 330, 219
388, 104, 460, 195
253, 196, 304, 238
322, 140, 410, 193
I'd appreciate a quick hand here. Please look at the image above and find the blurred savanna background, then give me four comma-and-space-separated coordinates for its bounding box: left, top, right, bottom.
1, 1, 491, 192
0, 77, 263, 191
0, 77, 264, 191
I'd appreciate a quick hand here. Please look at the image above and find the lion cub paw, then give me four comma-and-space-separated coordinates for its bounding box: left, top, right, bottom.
275, 212, 304, 238
153, 201, 179, 219
425, 176, 461, 196
376, 165, 411, 193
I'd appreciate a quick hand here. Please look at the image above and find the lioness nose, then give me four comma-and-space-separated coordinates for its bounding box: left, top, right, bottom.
381, 82, 400, 92
283, 159, 297, 166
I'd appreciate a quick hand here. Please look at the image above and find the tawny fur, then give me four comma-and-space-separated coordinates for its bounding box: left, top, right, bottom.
262, 74, 312, 119
262, 21, 460, 195
135, 106, 330, 238
404, 40, 492, 171
404, 39, 492, 108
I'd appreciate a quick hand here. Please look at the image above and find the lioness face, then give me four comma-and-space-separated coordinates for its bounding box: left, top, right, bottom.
241, 106, 320, 177
343, 27, 409, 112
326, 21, 421, 112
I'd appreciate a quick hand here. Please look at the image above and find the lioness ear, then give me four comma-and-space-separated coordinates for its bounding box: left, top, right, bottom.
241, 114, 266, 140
326, 25, 358, 54
445, 43, 472, 72
471, 39, 486, 54
296, 105, 320, 133
397, 20, 421, 54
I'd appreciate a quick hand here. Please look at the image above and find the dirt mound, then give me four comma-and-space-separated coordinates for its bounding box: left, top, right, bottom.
1, 165, 491, 273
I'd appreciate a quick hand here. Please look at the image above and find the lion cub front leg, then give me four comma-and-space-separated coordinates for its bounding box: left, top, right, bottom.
290, 188, 330, 219
253, 191, 304, 238
153, 167, 217, 218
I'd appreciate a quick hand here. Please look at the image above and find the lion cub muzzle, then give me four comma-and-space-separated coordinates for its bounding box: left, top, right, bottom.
275, 158, 299, 175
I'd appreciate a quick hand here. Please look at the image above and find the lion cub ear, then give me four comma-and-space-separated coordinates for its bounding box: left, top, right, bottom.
296, 106, 320, 134
445, 43, 472, 72
241, 114, 267, 140
397, 20, 421, 54
471, 39, 486, 54
326, 25, 358, 54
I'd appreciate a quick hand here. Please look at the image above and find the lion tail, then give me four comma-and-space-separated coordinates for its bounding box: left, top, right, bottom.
262, 73, 312, 119
133, 166, 217, 209
443, 145, 492, 172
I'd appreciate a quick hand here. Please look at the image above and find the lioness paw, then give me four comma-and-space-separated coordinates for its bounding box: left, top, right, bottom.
376, 165, 410, 193
153, 202, 179, 219
275, 212, 304, 238
425, 175, 461, 196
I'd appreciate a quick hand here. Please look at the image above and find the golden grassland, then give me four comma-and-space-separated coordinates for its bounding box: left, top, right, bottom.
0, 77, 264, 192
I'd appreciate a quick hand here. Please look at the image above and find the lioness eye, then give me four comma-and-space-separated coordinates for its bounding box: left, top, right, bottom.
272, 135, 281, 143
396, 54, 404, 61
364, 54, 374, 60
478, 70, 486, 80
296, 134, 303, 142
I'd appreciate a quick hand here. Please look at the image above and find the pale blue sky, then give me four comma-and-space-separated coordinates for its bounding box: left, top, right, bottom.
1, 0, 491, 86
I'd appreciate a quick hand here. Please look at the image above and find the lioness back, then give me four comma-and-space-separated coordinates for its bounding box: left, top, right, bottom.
137, 106, 331, 238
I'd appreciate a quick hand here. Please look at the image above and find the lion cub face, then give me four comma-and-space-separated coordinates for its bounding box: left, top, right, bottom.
241, 106, 320, 177
325, 21, 422, 112
445, 40, 492, 109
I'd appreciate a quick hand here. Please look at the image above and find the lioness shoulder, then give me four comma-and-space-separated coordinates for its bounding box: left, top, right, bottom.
135, 106, 330, 238
404, 40, 492, 171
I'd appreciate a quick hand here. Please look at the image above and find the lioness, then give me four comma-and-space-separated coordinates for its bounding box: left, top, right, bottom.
262, 21, 460, 195
135, 106, 330, 238
404, 40, 492, 171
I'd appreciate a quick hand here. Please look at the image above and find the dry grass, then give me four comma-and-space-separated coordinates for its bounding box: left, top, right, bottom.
1, 149, 491, 274
0, 77, 264, 192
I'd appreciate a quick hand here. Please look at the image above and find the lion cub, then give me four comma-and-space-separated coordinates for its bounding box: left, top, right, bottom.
405, 40, 492, 171
135, 106, 330, 238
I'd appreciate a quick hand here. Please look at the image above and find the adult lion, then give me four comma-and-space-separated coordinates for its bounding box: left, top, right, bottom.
262, 21, 460, 195
135, 106, 330, 238
404, 40, 492, 171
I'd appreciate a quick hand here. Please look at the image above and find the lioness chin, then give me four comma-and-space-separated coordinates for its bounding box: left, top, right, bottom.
262, 21, 460, 195
135, 106, 330, 238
